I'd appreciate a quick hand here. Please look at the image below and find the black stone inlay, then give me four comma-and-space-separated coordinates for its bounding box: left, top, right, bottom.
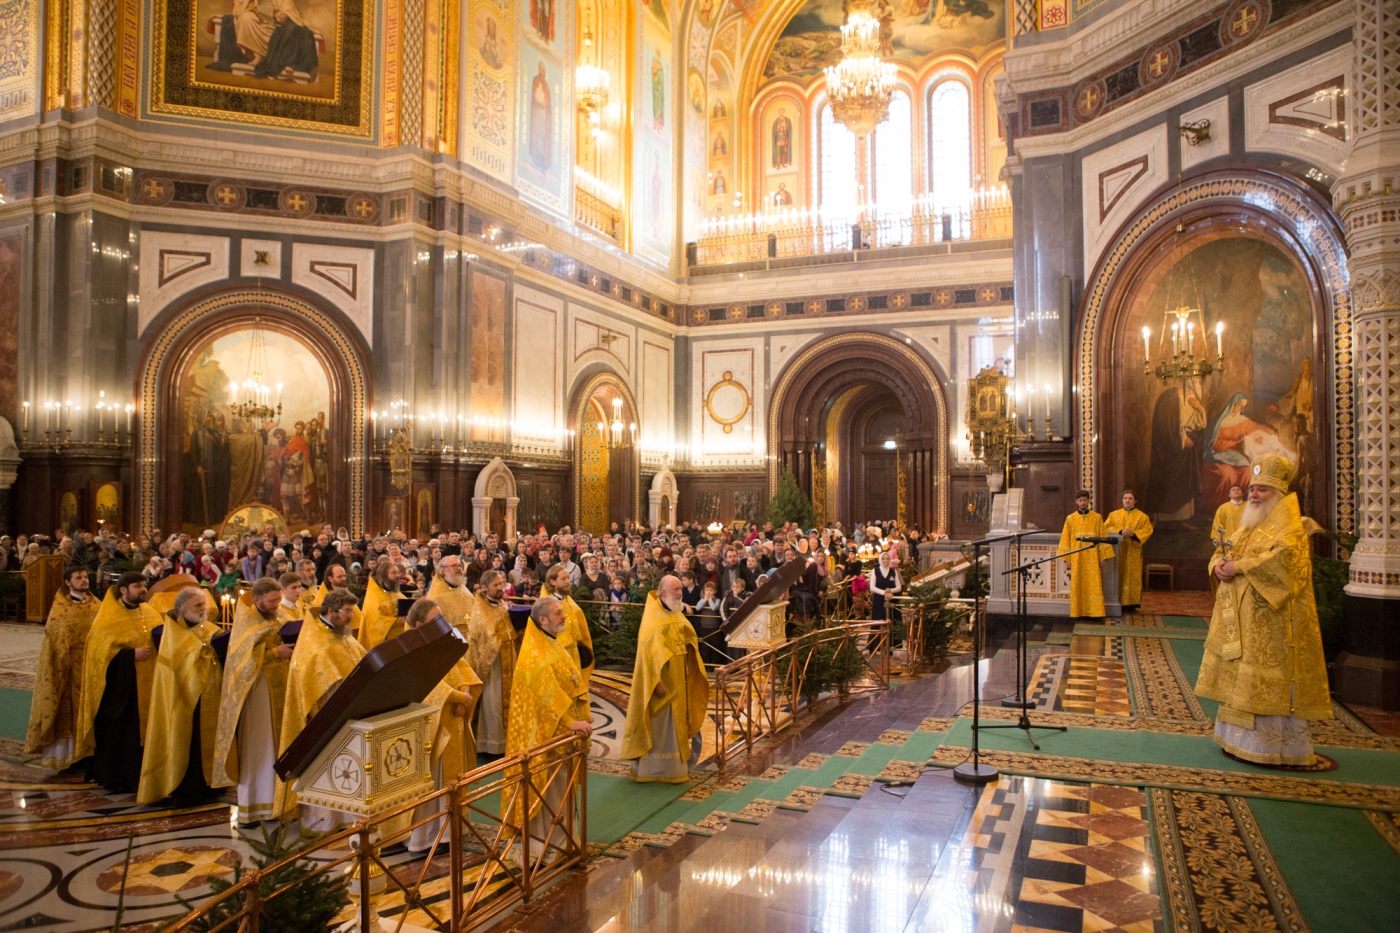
172, 181, 208, 203
246, 188, 280, 210
1029, 98, 1062, 128
1179, 23, 1224, 67
314, 195, 348, 216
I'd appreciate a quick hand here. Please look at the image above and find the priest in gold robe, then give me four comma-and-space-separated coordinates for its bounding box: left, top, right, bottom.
25, 566, 100, 770
1209, 485, 1246, 596
76, 572, 159, 793
1105, 490, 1154, 612
359, 560, 406, 649
426, 555, 474, 633
466, 570, 516, 761
504, 596, 592, 865
403, 598, 484, 854
212, 578, 293, 826
1196, 455, 1331, 767
295, 559, 319, 613
310, 563, 362, 637
137, 587, 223, 806
1057, 490, 1115, 619
621, 576, 708, 783
276, 588, 365, 828
541, 563, 595, 685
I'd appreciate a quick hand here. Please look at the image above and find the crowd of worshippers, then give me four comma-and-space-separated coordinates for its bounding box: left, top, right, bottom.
19, 516, 930, 854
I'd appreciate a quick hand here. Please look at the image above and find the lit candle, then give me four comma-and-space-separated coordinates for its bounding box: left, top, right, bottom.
21, 400, 28, 434
1215, 321, 1223, 358
1170, 323, 1178, 355
1186, 321, 1195, 356
1142, 326, 1151, 360
125, 404, 133, 442
1044, 383, 1053, 425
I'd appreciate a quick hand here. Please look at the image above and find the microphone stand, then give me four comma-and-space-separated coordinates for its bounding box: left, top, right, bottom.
953, 528, 1037, 785
973, 543, 1100, 750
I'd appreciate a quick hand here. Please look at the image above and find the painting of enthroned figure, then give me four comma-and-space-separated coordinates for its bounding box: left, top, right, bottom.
195, 0, 338, 97
1113, 235, 1320, 561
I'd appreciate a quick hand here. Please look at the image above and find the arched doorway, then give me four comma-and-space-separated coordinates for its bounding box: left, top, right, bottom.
138, 289, 369, 536
569, 372, 641, 533
649, 468, 678, 530
769, 333, 950, 534
473, 457, 519, 540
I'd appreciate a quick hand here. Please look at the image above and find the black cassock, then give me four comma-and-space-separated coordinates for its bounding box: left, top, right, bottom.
88, 649, 143, 793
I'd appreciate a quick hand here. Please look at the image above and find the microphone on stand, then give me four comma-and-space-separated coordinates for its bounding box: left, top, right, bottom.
1076, 536, 1122, 544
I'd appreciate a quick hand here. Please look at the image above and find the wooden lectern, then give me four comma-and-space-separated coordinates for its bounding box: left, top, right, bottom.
721, 557, 808, 652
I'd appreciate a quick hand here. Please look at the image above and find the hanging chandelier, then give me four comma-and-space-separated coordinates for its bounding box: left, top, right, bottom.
230, 317, 283, 422
824, 1, 897, 137
1142, 305, 1224, 384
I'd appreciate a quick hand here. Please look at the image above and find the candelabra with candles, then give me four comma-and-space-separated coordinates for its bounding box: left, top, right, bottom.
600, 397, 636, 450
1142, 305, 1224, 384
22, 395, 136, 449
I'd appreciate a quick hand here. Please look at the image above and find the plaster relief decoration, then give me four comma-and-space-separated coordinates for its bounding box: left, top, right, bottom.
291, 244, 374, 346
640, 340, 673, 457
570, 312, 634, 385
512, 287, 562, 445
891, 325, 952, 383
138, 232, 230, 334
1179, 97, 1230, 174
1081, 124, 1168, 275
0, 0, 38, 121
148, 0, 376, 140
771, 333, 818, 383
240, 239, 283, 278
1245, 46, 1352, 175
696, 343, 761, 459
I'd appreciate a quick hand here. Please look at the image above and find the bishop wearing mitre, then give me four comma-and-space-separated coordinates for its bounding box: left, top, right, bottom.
212, 578, 293, 826
504, 597, 592, 865
76, 572, 159, 793
402, 598, 483, 854
1057, 490, 1115, 619
360, 560, 406, 649
1105, 490, 1154, 613
276, 588, 365, 829
25, 566, 100, 771
622, 576, 708, 783
1196, 455, 1331, 767
137, 587, 223, 806
466, 570, 517, 761
541, 563, 595, 684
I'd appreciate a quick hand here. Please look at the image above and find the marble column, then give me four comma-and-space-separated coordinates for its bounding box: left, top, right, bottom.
1334, 0, 1400, 707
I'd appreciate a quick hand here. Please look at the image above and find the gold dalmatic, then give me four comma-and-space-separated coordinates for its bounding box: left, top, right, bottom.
505, 620, 587, 823
621, 593, 708, 771
425, 575, 474, 632
275, 614, 366, 816
1057, 511, 1114, 618
211, 601, 290, 788
310, 582, 363, 636
359, 579, 404, 649
1196, 493, 1332, 724
75, 590, 160, 759
1104, 507, 1154, 606
556, 595, 596, 685
25, 590, 100, 768
137, 615, 223, 804
466, 594, 517, 718
424, 657, 484, 781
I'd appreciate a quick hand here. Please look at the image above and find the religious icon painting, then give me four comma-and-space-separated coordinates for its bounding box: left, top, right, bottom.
412, 484, 437, 540
149, 0, 377, 140
89, 481, 124, 534
383, 496, 409, 535
55, 489, 82, 537
515, 39, 570, 214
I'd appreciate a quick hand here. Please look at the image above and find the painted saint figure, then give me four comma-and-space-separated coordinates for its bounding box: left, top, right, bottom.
771, 108, 792, 169
529, 63, 553, 171
1147, 382, 1206, 524
651, 50, 666, 131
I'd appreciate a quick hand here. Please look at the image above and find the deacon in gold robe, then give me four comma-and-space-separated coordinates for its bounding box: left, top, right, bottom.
76, 572, 159, 793
278, 571, 305, 620
621, 576, 708, 783
1057, 491, 1115, 619
1105, 490, 1154, 612
466, 570, 516, 760
541, 563, 595, 685
295, 559, 319, 613
1196, 455, 1331, 767
504, 597, 592, 865
276, 588, 366, 829
359, 560, 406, 649
402, 598, 484, 854
212, 578, 293, 826
138, 588, 223, 806
425, 554, 474, 633
1209, 485, 1246, 596
25, 567, 100, 770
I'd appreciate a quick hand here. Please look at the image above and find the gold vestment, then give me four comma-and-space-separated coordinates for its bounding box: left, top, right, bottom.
424, 657, 484, 782
556, 595, 596, 685
211, 601, 289, 788
358, 579, 404, 649
75, 591, 159, 758
137, 615, 223, 804
621, 593, 708, 776
25, 590, 99, 768
1196, 493, 1332, 724
505, 620, 588, 823
425, 576, 474, 632
466, 594, 517, 720
1057, 511, 1114, 618
1104, 508, 1154, 606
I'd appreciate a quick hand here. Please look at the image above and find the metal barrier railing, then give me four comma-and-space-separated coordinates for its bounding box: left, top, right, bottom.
710, 620, 891, 775
164, 732, 588, 933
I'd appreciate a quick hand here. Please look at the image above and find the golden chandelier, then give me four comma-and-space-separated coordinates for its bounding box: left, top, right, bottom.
824, 1, 897, 137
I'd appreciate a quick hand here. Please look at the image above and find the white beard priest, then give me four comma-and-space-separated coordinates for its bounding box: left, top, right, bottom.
1195, 454, 1332, 768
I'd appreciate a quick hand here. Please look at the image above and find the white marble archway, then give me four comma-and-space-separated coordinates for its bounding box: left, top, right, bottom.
649, 468, 678, 530
472, 457, 519, 540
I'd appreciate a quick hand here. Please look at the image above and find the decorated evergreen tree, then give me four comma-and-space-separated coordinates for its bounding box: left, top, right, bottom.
765, 469, 816, 530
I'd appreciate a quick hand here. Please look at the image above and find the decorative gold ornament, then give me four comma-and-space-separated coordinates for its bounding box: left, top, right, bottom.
705, 370, 751, 434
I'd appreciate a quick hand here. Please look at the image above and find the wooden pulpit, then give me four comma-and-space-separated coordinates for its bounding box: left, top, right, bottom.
721, 557, 808, 652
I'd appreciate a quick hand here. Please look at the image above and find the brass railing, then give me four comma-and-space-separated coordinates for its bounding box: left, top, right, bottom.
574, 184, 621, 241
710, 620, 891, 775
165, 733, 588, 933
890, 598, 975, 672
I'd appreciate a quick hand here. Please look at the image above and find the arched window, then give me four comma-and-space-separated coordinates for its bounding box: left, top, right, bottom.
819, 101, 858, 223
872, 90, 912, 214
927, 80, 972, 215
